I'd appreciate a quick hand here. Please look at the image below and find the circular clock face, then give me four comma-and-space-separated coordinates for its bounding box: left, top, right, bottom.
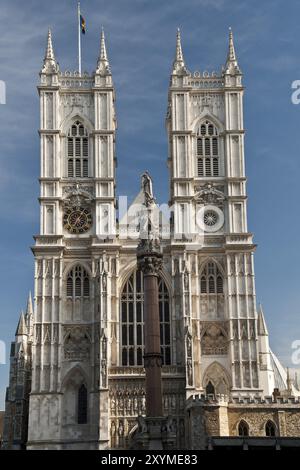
63, 206, 92, 234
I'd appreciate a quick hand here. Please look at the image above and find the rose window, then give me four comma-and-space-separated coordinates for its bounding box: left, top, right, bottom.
204, 210, 218, 226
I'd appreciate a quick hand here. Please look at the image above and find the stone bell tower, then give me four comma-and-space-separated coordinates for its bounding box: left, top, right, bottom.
166, 28, 273, 398
27, 28, 117, 449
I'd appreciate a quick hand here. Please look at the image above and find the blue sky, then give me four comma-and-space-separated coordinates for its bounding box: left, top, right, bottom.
1, 0, 300, 408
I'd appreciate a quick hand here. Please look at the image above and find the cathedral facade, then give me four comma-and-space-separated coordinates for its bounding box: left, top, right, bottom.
3, 27, 300, 450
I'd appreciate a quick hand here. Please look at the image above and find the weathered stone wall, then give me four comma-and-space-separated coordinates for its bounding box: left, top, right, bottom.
187, 398, 300, 449
228, 406, 300, 437
228, 409, 278, 436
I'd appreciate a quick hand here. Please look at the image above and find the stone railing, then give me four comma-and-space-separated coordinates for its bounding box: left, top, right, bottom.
230, 395, 300, 405
109, 366, 185, 376
59, 71, 94, 89
187, 393, 229, 407
187, 71, 224, 89
225, 233, 253, 245
187, 393, 300, 409
34, 235, 64, 246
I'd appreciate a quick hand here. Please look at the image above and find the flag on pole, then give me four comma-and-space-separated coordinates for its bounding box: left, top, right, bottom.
80, 14, 86, 34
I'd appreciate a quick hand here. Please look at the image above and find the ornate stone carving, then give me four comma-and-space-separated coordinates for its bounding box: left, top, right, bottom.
63, 326, 91, 360
189, 93, 225, 121
44, 260, 52, 277
109, 385, 146, 417
185, 329, 193, 386
141, 172, 155, 207
187, 358, 193, 386
42, 324, 51, 344
143, 353, 163, 368
137, 253, 162, 276
194, 184, 225, 207
60, 93, 93, 109
183, 270, 189, 291
201, 322, 228, 355
52, 324, 59, 344
59, 93, 93, 123
203, 362, 231, 395
137, 171, 160, 250
101, 331, 108, 388
102, 271, 107, 293
34, 324, 42, 345
63, 183, 93, 208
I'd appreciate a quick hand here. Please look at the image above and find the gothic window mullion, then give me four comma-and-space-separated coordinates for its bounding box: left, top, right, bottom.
133, 276, 137, 365
80, 139, 83, 177
120, 270, 171, 367
127, 301, 130, 365
196, 121, 220, 177
67, 121, 89, 178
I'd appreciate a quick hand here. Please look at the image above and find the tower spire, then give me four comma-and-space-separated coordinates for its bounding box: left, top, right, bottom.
228, 27, 237, 63
257, 304, 269, 336
26, 291, 33, 316
15, 311, 27, 337
224, 27, 241, 74
25, 291, 34, 340
172, 28, 187, 75
41, 29, 58, 74
95, 28, 111, 75
46, 29, 55, 61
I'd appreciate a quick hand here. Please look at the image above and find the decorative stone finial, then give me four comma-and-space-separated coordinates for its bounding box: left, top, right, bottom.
41, 29, 59, 74
95, 28, 111, 75
224, 27, 241, 75
172, 28, 187, 75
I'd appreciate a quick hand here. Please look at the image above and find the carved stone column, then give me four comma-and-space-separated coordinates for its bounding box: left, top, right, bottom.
132, 173, 176, 450
137, 248, 163, 417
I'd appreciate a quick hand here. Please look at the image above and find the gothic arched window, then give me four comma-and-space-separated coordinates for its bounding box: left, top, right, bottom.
66, 265, 90, 298
77, 384, 88, 424
121, 269, 171, 366
200, 261, 223, 294
67, 120, 89, 178
238, 420, 249, 437
196, 120, 219, 177
265, 420, 276, 437
206, 381, 215, 395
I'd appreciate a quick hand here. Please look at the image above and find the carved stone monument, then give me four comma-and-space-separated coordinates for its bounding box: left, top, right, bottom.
132, 173, 176, 450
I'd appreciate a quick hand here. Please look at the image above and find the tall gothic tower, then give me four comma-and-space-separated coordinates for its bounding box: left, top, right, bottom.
166, 29, 274, 397
27, 29, 117, 449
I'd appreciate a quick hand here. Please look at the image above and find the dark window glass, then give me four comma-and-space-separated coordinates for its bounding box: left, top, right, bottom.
78, 384, 87, 424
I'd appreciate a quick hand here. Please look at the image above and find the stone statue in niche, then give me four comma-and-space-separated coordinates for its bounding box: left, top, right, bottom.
101, 332, 107, 359
118, 421, 124, 437
185, 329, 192, 358
137, 416, 147, 433
184, 270, 189, 291
102, 271, 107, 292
101, 359, 107, 388
111, 258, 116, 274
187, 358, 193, 386
174, 258, 179, 274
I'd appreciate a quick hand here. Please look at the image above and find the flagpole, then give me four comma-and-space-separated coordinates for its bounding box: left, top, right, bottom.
78, 1, 82, 75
